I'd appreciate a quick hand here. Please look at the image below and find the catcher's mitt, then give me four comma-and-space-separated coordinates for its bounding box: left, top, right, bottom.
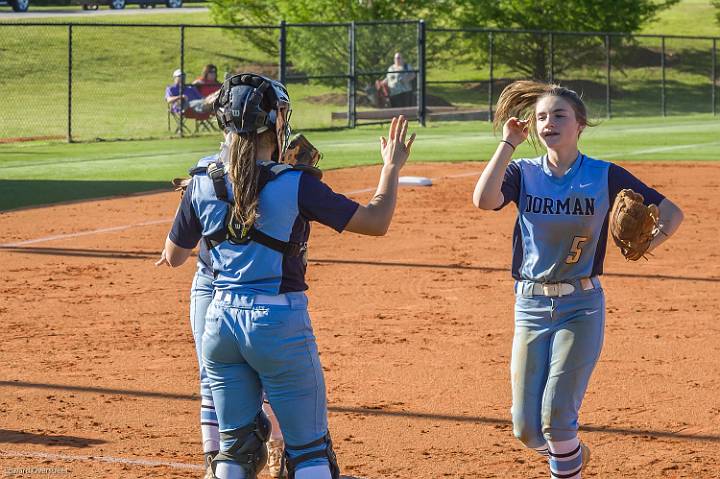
283, 133, 322, 167
609, 189, 660, 261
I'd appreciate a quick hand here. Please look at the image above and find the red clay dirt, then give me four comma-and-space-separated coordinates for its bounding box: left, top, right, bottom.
0, 162, 718, 479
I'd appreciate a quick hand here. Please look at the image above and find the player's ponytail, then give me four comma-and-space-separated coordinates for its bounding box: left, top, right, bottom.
227, 129, 278, 231
228, 132, 260, 232
494, 80, 594, 148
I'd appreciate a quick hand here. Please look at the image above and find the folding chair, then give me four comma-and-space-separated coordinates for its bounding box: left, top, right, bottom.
167, 105, 218, 135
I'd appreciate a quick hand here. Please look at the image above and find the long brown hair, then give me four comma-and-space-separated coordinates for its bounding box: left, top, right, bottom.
200, 64, 218, 83
493, 80, 594, 149
227, 129, 277, 231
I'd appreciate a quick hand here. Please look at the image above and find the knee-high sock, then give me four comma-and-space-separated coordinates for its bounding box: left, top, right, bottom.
201, 393, 220, 453
262, 400, 284, 442
214, 461, 246, 479
296, 465, 332, 479
534, 443, 550, 457
547, 438, 583, 479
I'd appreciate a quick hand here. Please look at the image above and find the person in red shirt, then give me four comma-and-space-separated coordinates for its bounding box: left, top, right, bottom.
194, 64, 222, 98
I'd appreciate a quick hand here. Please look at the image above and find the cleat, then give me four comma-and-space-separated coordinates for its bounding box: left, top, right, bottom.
267, 439, 287, 478
580, 441, 591, 469
203, 451, 217, 479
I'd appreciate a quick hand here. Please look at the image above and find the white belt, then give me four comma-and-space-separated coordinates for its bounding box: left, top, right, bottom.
213, 290, 290, 306
520, 277, 597, 297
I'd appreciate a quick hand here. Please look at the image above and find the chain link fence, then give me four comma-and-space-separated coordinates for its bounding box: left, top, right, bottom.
0, 21, 717, 143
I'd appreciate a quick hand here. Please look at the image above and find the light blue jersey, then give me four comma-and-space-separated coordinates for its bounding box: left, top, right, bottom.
194, 168, 302, 293
497, 153, 664, 282
169, 161, 358, 294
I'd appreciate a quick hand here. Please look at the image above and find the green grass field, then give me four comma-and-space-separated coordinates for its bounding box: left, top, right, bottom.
2, 115, 719, 211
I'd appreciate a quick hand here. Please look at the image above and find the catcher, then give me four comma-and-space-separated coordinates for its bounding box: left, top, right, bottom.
158, 72, 415, 479
167, 121, 322, 479
473, 80, 683, 479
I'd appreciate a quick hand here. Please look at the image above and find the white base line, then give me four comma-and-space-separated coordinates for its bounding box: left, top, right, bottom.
1, 219, 173, 248
0, 450, 204, 471
0, 172, 482, 248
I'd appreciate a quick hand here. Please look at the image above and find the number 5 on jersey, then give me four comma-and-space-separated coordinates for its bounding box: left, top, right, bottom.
566, 236, 589, 264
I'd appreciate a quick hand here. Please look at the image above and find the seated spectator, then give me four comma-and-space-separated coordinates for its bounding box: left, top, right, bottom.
385, 51, 416, 108
192, 64, 222, 98
165, 69, 207, 114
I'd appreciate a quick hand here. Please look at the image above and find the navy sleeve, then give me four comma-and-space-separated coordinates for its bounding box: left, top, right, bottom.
608, 164, 665, 206
298, 173, 360, 232
168, 180, 203, 248
494, 161, 522, 210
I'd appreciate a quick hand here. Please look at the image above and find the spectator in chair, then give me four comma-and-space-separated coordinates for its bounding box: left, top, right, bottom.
385, 52, 416, 108
166, 69, 207, 114
193, 64, 222, 98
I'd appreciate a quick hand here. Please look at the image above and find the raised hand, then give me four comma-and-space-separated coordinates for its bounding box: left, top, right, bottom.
503, 117, 529, 148
380, 115, 416, 170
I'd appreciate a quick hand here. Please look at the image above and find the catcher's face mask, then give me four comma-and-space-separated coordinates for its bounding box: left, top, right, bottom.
214, 73, 292, 157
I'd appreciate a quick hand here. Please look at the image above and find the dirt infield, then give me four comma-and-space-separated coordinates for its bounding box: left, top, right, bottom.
1, 162, 719, 479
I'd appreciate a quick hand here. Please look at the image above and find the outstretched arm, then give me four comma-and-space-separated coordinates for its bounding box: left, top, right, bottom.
344, 116, 416, 236
473, 117, 528, 210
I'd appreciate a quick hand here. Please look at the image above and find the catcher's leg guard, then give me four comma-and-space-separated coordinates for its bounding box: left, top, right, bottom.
212, 412, 271, 479
283, 432, 339, 479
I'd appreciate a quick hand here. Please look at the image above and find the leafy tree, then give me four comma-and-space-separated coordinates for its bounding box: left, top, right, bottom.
451, 0, 680, 80
209, 0, 448, 86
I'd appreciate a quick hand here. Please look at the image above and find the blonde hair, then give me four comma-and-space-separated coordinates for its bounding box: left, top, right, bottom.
227, 129, 277, 231
493, 80, 594, 148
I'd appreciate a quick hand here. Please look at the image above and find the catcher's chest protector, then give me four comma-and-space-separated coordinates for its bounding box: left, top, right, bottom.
203, 160, 311, 256
512, 154, 611, 282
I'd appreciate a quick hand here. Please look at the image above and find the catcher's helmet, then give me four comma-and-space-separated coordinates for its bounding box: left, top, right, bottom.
214, 73, 292, 155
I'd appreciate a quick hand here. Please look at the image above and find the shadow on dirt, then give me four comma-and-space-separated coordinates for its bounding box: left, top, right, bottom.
0, 429, 105, 448
1, 381, 719, 444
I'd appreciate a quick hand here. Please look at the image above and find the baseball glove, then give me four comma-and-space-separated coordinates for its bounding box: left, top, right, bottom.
172, 177, 191, 196
609, 189, 660, 261
283, 133, 322, 167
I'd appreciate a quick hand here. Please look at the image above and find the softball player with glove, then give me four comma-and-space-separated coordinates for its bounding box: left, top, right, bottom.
473, 80, 684, 478
157, 73, 414, 479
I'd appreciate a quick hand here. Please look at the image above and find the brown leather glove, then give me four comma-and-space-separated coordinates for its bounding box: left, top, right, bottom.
171, 177, 191, 196
283, 133, 321, 167
610, 189, 660, 261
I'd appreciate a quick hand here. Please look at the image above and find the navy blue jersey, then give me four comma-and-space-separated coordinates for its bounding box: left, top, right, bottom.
496, 154, 665, 281
169, 164, 359, 293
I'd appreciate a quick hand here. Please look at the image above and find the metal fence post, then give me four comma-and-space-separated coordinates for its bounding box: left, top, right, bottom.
67, 24, 73, 143
605, 34, 611, 119
713, 38, 717, 116
549, 32, 554, 83
661, 36, 666, 117
417, 19, 426, 127
179, 25, 185, 137
279, 20, 287, 84
488, 31, 494, 122
348, 21, 356, 129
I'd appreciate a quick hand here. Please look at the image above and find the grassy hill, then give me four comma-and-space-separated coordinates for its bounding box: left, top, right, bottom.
641, 0, 720, 37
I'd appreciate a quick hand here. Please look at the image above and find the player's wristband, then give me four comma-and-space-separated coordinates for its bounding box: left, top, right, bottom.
500, 140, 516, 151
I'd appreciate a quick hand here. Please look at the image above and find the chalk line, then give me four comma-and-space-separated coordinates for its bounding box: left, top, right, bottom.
0, 449, 203, 471
0, 172, 482, 248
